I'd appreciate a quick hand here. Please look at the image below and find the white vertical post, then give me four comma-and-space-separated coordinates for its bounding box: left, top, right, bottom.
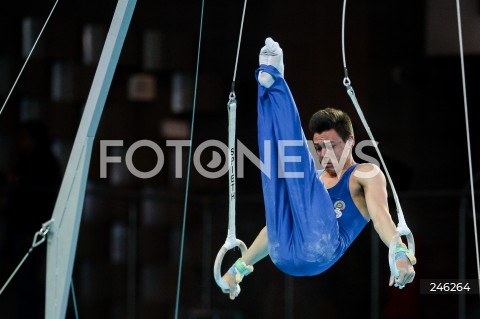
45, 1, 136, 318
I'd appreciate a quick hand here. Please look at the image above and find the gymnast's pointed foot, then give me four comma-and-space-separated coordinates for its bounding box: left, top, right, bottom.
258, 37, 284, 88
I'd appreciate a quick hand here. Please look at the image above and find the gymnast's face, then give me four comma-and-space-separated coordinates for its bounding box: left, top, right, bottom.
313, 129, 354, 174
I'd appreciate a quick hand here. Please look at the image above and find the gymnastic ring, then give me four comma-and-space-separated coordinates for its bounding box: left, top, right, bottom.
388, 231, 415, 278
213, 238, 248, 293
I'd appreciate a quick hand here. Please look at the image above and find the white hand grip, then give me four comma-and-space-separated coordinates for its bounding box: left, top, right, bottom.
388, 230, 415, 278
213, 239, 248, 293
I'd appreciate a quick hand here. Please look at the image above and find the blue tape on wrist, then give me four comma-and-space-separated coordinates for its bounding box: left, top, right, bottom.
395, 251, 408, 261
229, 265, 237, 275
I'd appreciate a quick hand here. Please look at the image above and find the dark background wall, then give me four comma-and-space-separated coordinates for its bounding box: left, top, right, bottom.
0, 0, 479, 318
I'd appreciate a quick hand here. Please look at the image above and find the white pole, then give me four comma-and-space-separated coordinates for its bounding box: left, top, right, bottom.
45, 1, 137, 318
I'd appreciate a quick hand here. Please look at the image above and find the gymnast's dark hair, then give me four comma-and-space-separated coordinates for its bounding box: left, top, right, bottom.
308, 107, 354, 142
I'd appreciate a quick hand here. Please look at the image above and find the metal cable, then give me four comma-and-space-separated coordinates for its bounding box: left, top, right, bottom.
70, 279, 79, 319
173, 0, 205, 317
0, 221, 52, 296
455, 0, 480, 292
231, 0, 248, 88
0, 0, 60, 118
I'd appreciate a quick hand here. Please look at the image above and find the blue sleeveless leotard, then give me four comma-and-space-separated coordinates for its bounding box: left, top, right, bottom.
323, 164, 369, 268
257, 65, 369, 276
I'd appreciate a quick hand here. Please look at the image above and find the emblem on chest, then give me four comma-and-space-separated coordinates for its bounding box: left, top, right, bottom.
334, 200, 346, 218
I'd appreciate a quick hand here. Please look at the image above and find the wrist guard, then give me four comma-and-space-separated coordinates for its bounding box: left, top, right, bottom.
229, 258, 254, 283
395, 243, 417, 265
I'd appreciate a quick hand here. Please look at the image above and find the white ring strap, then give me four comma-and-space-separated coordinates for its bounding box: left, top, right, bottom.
341, 0, 415, 278
213, 0, 249, 291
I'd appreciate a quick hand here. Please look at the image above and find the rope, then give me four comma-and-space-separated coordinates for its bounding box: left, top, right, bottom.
0, 0, 60, 118
455, 0, 480, 291
340, 0, 414, 279
0, 220, 53, 296
173, 0, 205, 317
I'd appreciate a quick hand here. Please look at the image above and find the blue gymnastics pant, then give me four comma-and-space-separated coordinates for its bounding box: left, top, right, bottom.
257, 65, 341, 276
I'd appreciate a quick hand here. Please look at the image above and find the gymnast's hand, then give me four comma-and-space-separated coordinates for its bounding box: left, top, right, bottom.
221, 271, 241, 300
389, 257, 415, 289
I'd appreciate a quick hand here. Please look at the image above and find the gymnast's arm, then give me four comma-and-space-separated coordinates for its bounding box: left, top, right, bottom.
357, 163, 415, 287
221, 226, 269, 299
